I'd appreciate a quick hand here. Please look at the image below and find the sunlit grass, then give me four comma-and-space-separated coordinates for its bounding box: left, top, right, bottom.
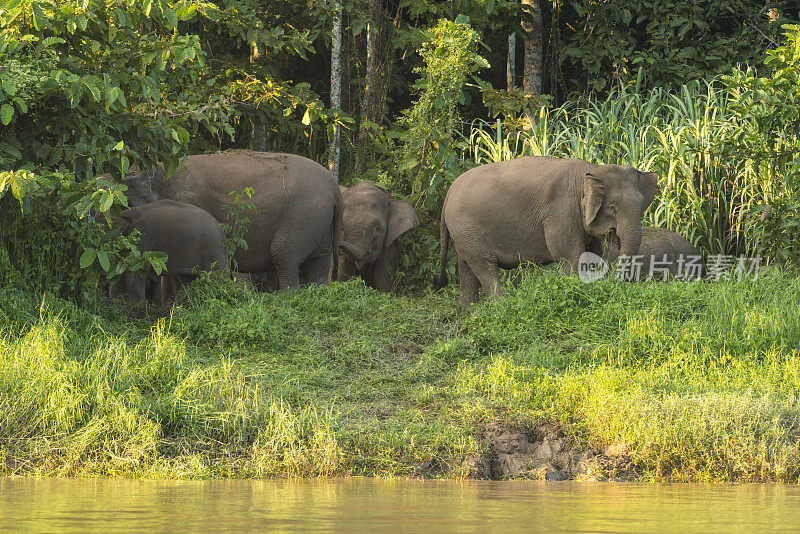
1, 270, 799, 481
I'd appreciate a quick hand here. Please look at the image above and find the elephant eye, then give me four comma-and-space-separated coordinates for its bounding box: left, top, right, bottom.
607, 203, 618, 214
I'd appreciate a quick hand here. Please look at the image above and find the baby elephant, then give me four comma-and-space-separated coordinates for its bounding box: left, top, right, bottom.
105, 200, 229, 304
337, 181, 419, 292
598, 227, 700, 281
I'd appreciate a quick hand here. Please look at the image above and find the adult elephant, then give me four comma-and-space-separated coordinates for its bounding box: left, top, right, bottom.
595, 227, 701, 281
434, 156, 658, 304
337, 180, 419, 292
121, 150, 342, 289
103, 200, 228, 304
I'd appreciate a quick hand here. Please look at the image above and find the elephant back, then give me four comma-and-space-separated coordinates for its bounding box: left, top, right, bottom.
125, 200, 228, 274
154, 150, 341, 273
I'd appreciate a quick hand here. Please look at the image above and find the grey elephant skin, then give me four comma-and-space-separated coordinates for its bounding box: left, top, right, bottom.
434, 156, 659, 304
122, 150, 342, 289
105, 199, 228, 304
337, 181, 420, 292
597, 226, 701, 280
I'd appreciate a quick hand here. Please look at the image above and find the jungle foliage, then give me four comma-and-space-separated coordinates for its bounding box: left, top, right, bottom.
0, 0, 798, 295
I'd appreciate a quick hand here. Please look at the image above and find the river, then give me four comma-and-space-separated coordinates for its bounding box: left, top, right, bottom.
1, 478, 798, 532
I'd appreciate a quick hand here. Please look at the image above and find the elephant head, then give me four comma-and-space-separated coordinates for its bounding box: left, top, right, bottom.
338, 181, 419, 270
581, 165, 658, 257
120, 168, 161, 207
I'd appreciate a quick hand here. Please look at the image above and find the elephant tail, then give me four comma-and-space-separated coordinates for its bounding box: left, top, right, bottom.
433, 210, 449, 290
330, 193, 343, 282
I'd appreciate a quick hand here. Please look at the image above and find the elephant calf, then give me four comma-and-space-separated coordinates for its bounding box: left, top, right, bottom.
598, 226, 701, 281
337, 181, 419, 292
105, 200, 228, 304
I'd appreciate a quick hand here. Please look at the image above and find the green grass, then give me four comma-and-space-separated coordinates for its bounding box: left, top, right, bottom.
2, 270, 800, 481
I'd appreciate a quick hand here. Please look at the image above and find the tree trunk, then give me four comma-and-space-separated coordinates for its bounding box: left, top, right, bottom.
507, 0, 518, 90
522, 0, 543, 95
507, 32, 516, 90
328, 0, 343, 182
249, 115, 266, 152
356, 0, 386, 174
521, 0, 542, 128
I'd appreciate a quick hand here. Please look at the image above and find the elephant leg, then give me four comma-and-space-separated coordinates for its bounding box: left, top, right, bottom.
158, 275, 181, 305
276, 269, 300, 290
147, 275, 164, 306
370, 265, 392, 293
269, 230, 303, 290
467, 256, 503, 301
271, 255, 300, 290
300, 255, 332, 286
371, 244, 398, 293
125, 271, 147, 302
458, 258, 480, 305
259, 272, 280, 292
544, 227, 585, 275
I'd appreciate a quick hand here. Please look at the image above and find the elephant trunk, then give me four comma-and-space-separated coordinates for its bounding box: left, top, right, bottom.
616, 221, 643, 258
339, 240, 369, 268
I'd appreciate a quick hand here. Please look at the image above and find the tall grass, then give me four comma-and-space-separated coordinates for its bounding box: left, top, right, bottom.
0, 297, 340, 477
455, 267, 800, 482
3, 272, 800, 482
468, 79, 788, 259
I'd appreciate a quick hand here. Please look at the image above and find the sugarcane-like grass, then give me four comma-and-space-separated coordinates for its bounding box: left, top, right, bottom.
469, 78, 787, 259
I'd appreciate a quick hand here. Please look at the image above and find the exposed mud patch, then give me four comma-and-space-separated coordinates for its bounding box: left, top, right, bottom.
477, 422, 639, 481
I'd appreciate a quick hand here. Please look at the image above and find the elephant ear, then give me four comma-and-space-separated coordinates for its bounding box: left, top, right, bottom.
581, 173, 605, 228
637, 171, 659, 217
386, 200, 420, 247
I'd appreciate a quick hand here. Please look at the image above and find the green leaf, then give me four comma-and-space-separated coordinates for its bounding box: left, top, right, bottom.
96, 250, 110, 272
0, 103, 13, 125
84, 79, 102, 102
31, 2, 48, 30
80, 248, 97, 269
99, 190, 113, 212
12, 97, 27, 114
9, 183, 22, 209
113, 140, 125, 151
162, 4, 178, 28
2, 77, 17, 96
301, 109, 311, 125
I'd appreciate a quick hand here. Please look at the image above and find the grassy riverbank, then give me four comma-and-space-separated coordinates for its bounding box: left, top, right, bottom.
2, 269, 799, 482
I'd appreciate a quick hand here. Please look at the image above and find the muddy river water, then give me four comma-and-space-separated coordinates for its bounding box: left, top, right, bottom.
1, 478, 798, 532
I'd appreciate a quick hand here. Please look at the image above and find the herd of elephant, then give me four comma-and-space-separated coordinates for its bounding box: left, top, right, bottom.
103, 149, 698, 306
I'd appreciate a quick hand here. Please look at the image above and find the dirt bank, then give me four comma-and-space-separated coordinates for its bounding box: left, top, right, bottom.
452, 423, 640, 481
